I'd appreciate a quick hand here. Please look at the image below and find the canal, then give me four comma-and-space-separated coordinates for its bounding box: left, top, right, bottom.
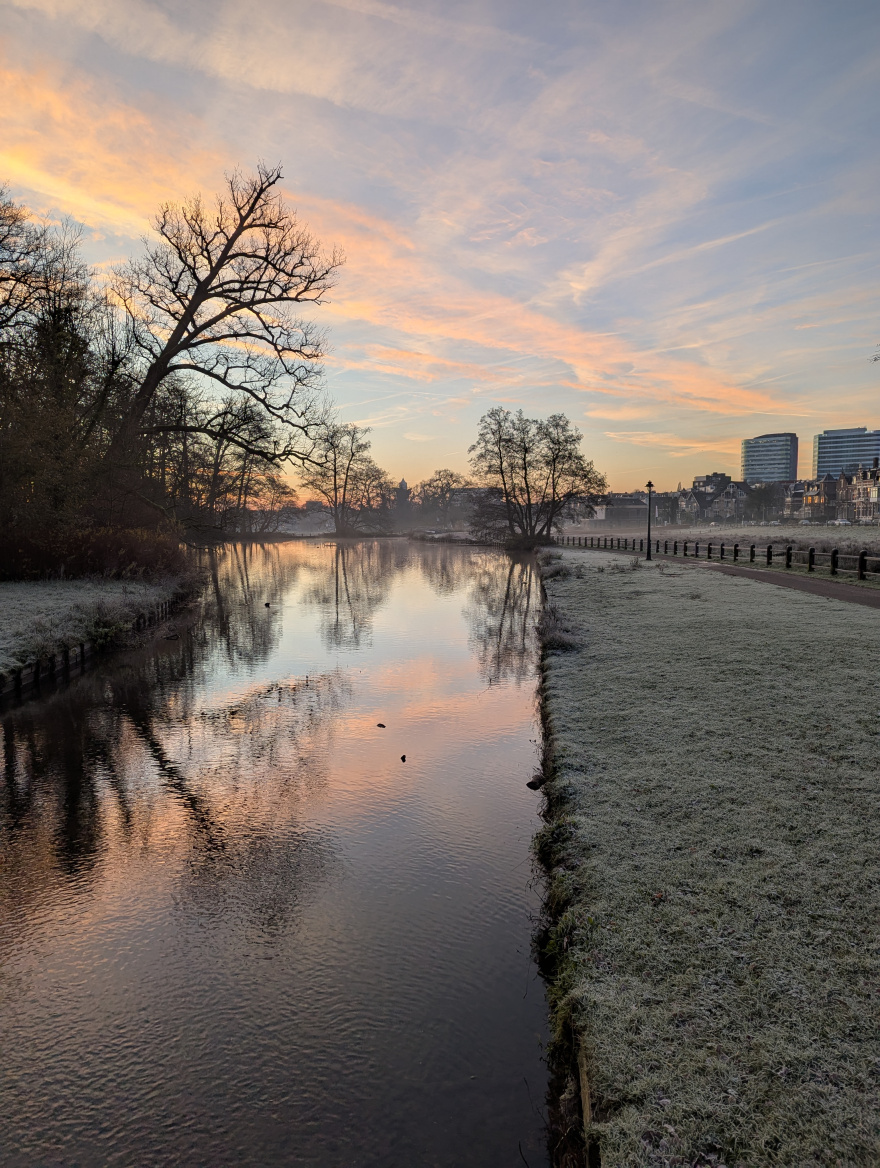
0, 540, 549, 1167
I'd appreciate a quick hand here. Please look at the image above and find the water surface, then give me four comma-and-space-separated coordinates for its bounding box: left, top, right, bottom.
0, 540, 548, 1167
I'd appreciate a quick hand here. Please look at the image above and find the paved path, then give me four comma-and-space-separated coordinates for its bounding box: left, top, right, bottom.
692, 559, 880, 608
567, 545, 880, 609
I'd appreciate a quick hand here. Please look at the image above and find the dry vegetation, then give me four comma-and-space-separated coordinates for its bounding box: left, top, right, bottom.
538, 550, 880, 1166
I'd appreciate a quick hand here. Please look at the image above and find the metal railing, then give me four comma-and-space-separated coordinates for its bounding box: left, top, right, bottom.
555, 534, 880, 582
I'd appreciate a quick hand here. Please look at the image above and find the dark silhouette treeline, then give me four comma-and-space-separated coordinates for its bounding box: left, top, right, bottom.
0, 167, 339, 578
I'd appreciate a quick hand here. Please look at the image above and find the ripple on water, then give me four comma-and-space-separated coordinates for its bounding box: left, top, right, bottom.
0, 542, 548, 1167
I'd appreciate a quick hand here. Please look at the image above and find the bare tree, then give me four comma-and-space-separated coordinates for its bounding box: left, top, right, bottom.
468, 407, 606, 545
0, 186, 50, 334
414, 468, 473, 528
111, 163, 342, 463
298, 420, 393, 535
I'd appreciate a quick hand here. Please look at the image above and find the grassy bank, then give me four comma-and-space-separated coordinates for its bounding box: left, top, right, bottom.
537, 549, 880, 1167
0, 577, 192, 677
564, 526, 880, 557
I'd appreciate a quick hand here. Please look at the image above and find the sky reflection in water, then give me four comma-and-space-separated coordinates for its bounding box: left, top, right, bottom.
0, 541, 548, 1168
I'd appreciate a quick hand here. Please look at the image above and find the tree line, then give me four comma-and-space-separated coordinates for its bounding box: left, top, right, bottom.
0, 164, 606, 575
0, 165, 339, 575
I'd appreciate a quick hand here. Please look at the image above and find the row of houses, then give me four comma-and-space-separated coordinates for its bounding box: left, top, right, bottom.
795, 465, 880, 523
586, 463, 880, 527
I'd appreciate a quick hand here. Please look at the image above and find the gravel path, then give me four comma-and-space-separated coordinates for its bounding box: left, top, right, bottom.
539, 549, 880, 1167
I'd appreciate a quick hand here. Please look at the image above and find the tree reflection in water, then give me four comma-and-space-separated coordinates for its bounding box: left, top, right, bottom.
0, 640, 349, 948
0, 540, 539, 943
300, 539, 407, 649
298, 539, 541, 673
195, 541, 306, 670
0, 539, 550, 1167
463, 553, 540, 685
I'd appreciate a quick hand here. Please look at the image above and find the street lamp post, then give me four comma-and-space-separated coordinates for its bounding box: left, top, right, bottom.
646, 480, 654, 560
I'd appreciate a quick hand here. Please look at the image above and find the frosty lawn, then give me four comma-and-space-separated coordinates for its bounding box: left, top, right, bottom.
538, 549, 879, 1167
0, 578, 180, 675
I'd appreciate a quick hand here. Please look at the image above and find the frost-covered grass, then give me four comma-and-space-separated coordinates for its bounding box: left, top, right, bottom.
670, 527, 880, 557
539, 550, 880, 1166
569, 526, 880, 556
0, 578, 181, 674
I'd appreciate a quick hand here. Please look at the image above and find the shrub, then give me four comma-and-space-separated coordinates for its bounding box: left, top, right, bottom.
0, 527, 189, 580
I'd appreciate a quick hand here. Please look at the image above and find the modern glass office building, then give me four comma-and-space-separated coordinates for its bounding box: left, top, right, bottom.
812, 428, 880, 477
741, 433, 798, 483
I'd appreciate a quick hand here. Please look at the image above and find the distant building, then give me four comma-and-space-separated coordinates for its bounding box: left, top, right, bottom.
849, 461, 880, 523
708, 481, 750, 522
585, 493, 648, 528
741, 433, 798, 483
692, 472, 731, 492
812, 428, 880, 477
678, 488, 713, 524
835, 473, 855, 523
801, 475, 840, 523
395, 478, 412, 523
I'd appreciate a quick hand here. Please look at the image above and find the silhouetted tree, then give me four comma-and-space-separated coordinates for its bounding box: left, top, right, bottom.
0, 185, 49, 332
744, 482, 783, 521
468, 408, 606, 545
298, 420, 393, 534
413, 468, 473, 528
110, 163, 342, 464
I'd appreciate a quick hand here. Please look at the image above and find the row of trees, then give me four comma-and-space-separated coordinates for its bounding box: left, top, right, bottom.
299, 409, 607, 545
0, 165, 340, 573
0, 164, 606, 573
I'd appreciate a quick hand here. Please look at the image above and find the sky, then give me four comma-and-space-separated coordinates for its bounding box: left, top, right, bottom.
2, 0, 879, 490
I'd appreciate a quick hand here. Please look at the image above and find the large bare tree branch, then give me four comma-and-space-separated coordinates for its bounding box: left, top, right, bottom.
110, 163, 343, 463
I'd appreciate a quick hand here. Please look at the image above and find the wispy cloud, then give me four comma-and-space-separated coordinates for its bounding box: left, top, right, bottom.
2, 0, 879, 486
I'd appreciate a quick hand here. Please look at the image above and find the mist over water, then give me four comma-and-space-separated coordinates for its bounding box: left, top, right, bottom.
0, 540, 549, 1167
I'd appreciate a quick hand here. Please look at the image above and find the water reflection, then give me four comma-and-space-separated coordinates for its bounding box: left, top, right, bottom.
1, 663, 349, 938
464, 554, 540, 684
301, 541, 403, 649
0, 540, 547, 1168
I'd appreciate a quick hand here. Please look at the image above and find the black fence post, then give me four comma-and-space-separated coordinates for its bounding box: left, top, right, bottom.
858, 550, 867, 580
707, 543, 713, 559
695, 542, 700, 557
674, 540, 678, 555
766, 544, 773, 566
831, 548, 838, 575
785, 545, 792, 569
808, 547, 815, 572
733, 542, 739, 562
639, 539, 644, 552
656, 539, 660, 554
664, 540, 668, 554
683, 540, 688, 557
720, 542, 725, 560
750, 543, 756, 562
